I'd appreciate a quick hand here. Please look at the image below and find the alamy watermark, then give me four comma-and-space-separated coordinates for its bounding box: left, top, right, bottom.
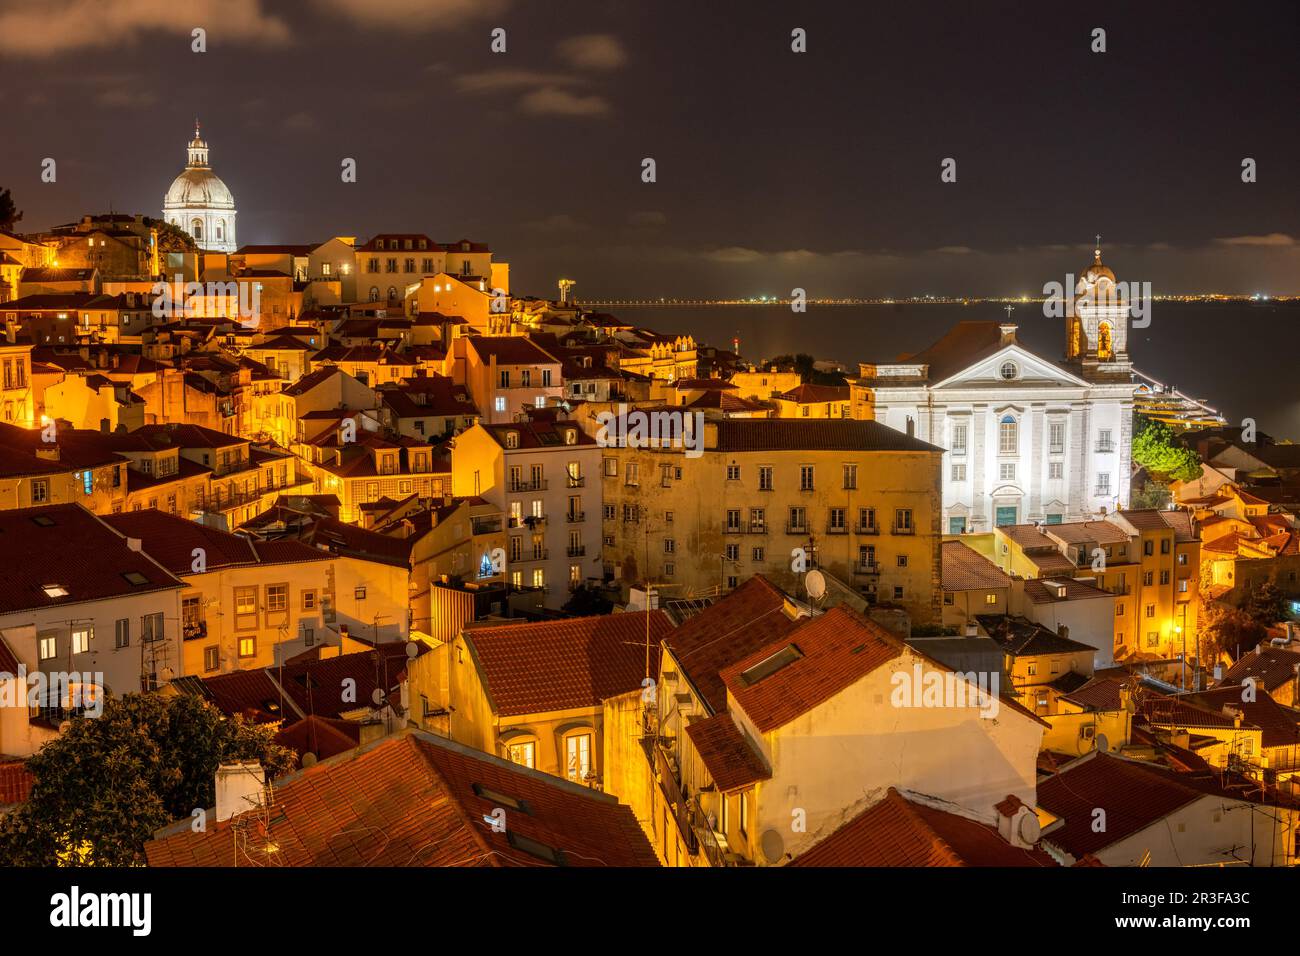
890, 663, 1000, 719
595, 403, 705, 459
0, 665, 105, 718
151, 274, 260, 321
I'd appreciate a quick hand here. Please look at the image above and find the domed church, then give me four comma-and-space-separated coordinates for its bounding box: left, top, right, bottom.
163, 122, 237, 253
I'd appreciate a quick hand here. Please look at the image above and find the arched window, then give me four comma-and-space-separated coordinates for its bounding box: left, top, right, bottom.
368, 286, 380, 302
999, 361, 1018, 380
216, 220, 225, 241
1097, 322, 1113, 360
999, 415, 1018, 455
386, 286, 397, 301
191, 219, 203, 240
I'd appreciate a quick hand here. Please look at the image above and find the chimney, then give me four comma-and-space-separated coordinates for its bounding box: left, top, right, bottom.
126, 537, 143, 552
964, 622, 978, 637
999, 323, 1017, 346
215, 762, 266, 822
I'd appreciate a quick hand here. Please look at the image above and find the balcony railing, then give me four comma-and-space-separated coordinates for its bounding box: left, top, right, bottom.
785, 522, 808, 535
653, 744, 699, 856
566, 545, 586, 557
855, 523, 879, 535
518, 549, 548, 561
725, 524, 744, 535
748, 522, 767, 534
1094, 487, 1112, 496
1095, 443, 1115, 454
508, 479, 547, 492
826, 524, 849, 535
566, 510, 585, 523
854, 560, 881, 575
892, 524, 915, 535
566, 476, 585, 488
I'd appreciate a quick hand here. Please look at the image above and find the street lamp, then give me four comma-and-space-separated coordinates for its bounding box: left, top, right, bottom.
1176, 624, 1185, 690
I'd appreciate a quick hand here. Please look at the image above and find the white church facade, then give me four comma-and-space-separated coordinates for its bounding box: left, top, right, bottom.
852, 248, 1135, 533
163, 123, 238, 254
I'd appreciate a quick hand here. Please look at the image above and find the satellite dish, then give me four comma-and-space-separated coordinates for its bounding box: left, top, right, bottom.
302, 752, 317, 768
1017, 809, 1042, 844
1095, 733, 1110, 753
804, 570, 826, 601
759, 828, 785, 864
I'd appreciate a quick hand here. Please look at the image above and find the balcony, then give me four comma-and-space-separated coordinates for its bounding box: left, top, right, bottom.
855, 523, 879, 535
567, 545, 586, 557
182, 619, 207, 641
566, 510, 585, 523
854, 560, 881, 576
652, 743, 699, 856
725, 524, 744, 535
748, 523, 767, 535
785, 522, 809, 535
1094, 487, 1113, 497
1095, 443, 1116, 454
891, 525, 915, 535
516, 549, 549, 562
508, 479, 547, 493
826, 524, 849, 535
566, 476, 585, 488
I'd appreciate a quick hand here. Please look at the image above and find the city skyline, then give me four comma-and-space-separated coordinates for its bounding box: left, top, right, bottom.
0, 1, 1297, 296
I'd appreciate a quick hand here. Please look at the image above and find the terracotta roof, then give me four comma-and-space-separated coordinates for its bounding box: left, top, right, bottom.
712, 419, 939, 453
721, 605, 903, 733
976, 615, 1097, 657
145, 731, 658, 867
273, 715, 361, 764
792, 788, 1058, 867
884, 321, 1008, 384
0, 761, 33, 807
684, 713, 771, 792
1219, 645, 1300, 693
942, 541, 1011, 591
0, 504, 183, 615
468, 336, 558, 366
1060, 676, 1129, 712
777, 383, 849, 404
479, 420, 595, 450
663, 576, 803, 714
1022, 577, 1112, 604
465, 612, 670, 716
1038, 753, 1227, 858
104, 509, 259, 573
282, 364, 343, 397
1178, 687, 1300, 749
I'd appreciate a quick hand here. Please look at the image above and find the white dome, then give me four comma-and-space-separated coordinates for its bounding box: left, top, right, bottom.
162, 122, 238, 253
165, 167, 235, 208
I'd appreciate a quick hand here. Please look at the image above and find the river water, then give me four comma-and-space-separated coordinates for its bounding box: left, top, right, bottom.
610, 302, 1300, 439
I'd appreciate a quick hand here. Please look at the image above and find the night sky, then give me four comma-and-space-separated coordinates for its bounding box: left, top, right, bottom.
0, 0, 1296, 297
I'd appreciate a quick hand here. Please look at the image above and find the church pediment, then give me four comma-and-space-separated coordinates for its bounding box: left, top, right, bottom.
931, 344, 1089, 391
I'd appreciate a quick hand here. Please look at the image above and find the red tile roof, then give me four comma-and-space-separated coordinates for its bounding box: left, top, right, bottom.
465, 612, 671, 716
145, 731, 658, 867
684, 713, 771, 792
1218, 644, 1300, 693
721, 605, 903, 733
713, 419, 939, 453
1037, 753, 1219, 858
792, 788, 1059, 867
663, 576, 802, 714
273, 715, 361, 764
0, 504, 183, 615
941, 541, 1012, 591
0, 760, 33, 806
468, 335, 559, 366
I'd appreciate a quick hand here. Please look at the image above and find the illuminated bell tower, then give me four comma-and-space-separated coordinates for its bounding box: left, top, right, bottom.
1066, 239, 1131, 381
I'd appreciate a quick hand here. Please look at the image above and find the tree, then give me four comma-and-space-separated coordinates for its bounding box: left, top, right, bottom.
1131, 415, 1202, 483
1130, 478, 1171, 510
1199, 600, 1266, 664
142, 216, 198, 257
0, 693, 293, 867
562, 583, 614, 616
1244, 581, 1283, 628
0, 187, 21, 232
